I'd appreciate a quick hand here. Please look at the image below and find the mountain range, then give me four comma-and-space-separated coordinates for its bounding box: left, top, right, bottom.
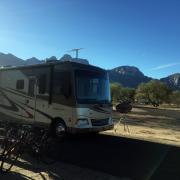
0, 52, 179, 90
108, 66, 180, 90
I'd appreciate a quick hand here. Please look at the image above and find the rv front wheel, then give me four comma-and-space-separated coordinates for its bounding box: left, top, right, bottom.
54, 121, 66, 138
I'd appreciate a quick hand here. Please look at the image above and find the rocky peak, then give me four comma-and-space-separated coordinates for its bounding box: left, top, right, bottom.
25, 57, 43, 65
161, 73, 180, 90
108, 66, 151, 88
112, 66, 144, 77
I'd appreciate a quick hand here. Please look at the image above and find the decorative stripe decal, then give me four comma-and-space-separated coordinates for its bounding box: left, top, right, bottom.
90, 105, 111, 114
0, 87, 52, 120
0, 89, 19, 112
14, 102, 33, 119
4, 87, 33, 99
22, 103, 53, 120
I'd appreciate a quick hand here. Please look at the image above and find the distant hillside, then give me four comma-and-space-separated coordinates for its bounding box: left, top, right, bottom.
0, 52, 179, 90
25, 57, 44, 65
108, 66, 152, 88
0, 53, 43, 66
0, 53, 87, 66
160, 73, 180, 90
108, 66, 180, 90
0, 53, 24, 66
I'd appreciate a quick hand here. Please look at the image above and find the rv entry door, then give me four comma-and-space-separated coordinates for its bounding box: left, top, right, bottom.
28, 77, 38, 123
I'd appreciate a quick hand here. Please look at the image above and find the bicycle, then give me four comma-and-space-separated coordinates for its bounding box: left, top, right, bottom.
0, 124, 56, 173
0, 124, 33, 172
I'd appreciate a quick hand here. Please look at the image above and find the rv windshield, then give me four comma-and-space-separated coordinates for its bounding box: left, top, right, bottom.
75, 69, 111, 104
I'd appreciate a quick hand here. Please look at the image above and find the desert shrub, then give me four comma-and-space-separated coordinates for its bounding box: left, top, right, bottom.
136, 80, 171, 106
110, 83, 135, 104
170, 90, 180, 107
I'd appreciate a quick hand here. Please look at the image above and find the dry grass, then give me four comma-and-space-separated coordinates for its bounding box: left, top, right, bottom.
107, 105, 180, 147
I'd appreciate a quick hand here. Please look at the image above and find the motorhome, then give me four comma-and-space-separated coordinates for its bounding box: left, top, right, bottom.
0, 60, 113, 137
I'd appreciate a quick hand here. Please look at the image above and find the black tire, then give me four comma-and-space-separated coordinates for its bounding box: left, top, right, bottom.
52, 120, 67, 139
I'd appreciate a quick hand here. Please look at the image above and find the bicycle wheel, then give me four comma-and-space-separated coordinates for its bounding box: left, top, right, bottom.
39, 134, 57, 165
0, 141, 23, 172
0, 128, 18, 160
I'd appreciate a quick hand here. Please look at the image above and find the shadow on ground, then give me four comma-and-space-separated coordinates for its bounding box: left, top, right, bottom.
0, 133, 180, 180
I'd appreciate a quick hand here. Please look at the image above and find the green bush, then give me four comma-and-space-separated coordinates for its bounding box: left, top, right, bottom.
135, 80, 171, 106
110, 83, 135, 104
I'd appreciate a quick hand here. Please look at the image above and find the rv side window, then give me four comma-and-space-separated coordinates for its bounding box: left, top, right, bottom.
38, 74, 47, 94
16, 80, 24, 90
53, 71, 71, 98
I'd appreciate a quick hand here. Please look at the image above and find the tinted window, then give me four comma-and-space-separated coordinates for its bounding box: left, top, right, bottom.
28, 78, 36, 97
75, 70, 110, 104
38, 74, 47, 94
53, 71, 71, 96
16, 80, 24, 90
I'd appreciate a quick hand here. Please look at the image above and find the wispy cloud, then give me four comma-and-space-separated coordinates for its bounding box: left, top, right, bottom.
151, 63, 180, 70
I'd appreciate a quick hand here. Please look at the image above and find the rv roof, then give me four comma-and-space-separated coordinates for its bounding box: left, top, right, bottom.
0, 60, 105, 72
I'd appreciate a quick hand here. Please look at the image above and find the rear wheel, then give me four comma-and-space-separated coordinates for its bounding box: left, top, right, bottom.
51, 120, 67, 139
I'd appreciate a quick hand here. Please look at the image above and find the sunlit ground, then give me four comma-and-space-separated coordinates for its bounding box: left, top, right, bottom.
107, 105, 180, 147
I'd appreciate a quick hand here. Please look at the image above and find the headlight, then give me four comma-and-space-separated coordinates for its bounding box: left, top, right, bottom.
76, 119, 89, 126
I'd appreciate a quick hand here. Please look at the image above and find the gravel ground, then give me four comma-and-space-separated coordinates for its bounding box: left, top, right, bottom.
110, 106, 180, 147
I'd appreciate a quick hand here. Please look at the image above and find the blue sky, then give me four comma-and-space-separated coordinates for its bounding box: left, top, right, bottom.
0, 0, 180, 78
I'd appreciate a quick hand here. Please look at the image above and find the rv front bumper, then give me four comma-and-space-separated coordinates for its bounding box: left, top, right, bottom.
68, 124, 114, 133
